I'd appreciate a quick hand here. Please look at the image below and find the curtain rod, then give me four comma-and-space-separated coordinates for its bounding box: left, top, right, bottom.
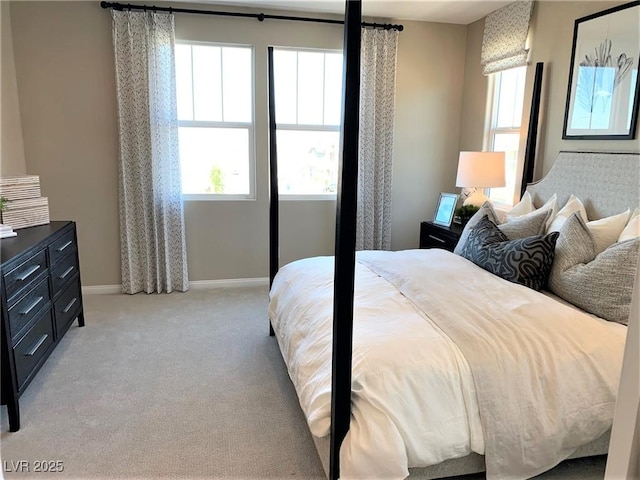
100, 1, 404, 31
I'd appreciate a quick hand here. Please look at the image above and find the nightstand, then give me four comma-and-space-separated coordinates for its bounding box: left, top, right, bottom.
419, 221, 463, 252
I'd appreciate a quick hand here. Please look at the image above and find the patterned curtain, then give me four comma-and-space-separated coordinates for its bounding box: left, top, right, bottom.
481, 0, 534, 75
112, 11, 189, 294
356, 28, 398, 251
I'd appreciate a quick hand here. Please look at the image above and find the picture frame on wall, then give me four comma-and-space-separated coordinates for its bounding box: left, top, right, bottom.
433, 193, 459, 227
562, 1, 640, 140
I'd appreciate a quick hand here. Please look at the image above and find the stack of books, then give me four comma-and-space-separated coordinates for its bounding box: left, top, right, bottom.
0, 224, 17, 239
0, 176, 50, 230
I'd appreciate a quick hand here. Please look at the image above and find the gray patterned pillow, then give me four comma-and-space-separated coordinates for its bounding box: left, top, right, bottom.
550, 212, 639, 325
454, 202, 499, 255
499, 208, 552, 239
454, 202, 553, 255
460, 215, 559, 291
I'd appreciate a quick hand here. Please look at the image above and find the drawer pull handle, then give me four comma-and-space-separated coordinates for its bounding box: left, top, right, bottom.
62, 298, 77, 314
25, 334, 49, 356
17, 265, 40, 281
20, 296, 44, 316
59, 266, 75, 280
428, 235, 446, 244
57, 240, 73, 252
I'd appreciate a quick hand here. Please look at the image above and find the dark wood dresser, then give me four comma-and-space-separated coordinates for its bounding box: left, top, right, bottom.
1, 221, 84, 431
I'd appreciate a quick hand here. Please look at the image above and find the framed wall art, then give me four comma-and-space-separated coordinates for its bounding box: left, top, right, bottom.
562, 1, 640, 140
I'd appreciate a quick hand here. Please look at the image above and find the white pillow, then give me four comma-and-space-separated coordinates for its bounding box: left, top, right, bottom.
505, 191, 534, 219
506, 193, 557, 230
548, 194, 588, 233
618, 207, 640, 243
587, 209, 631, 254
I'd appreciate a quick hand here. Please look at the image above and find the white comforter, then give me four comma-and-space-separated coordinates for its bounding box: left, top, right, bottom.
268, 249, 626, 479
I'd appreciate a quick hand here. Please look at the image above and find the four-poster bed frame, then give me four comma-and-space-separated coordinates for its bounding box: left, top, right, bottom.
267, 3, 545, 478
268, 3, 363, 478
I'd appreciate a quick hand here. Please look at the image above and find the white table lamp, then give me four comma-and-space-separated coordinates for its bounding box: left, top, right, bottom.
455, 151, 506, 206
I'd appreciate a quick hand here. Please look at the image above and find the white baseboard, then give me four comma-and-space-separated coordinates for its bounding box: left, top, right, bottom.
82, 277, 269, 295
82, 285, 122, 295
189, 277, 269, 289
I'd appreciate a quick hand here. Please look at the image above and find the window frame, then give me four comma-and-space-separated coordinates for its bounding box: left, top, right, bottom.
176, 40, 257, 202
273, 46, 343, 200
485, 66, 528, 208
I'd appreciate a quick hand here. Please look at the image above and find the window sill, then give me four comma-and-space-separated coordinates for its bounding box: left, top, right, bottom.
183, 194, 255, 202
279, 195, 337, 201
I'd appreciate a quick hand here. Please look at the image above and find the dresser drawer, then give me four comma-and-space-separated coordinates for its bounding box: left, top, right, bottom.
48, 229, 76, 266
54, 277, 82, 339
3, 250, 47, 303
419, 222, 461, 252
8, 276, 51, 342
14, 309, 55, 390
422, 231, 456, 248
51, 252, 78, 297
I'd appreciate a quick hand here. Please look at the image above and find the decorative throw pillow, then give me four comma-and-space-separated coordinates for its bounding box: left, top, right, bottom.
506, 193, 558, 230
587, 208, 631, 255
459, 215, 507, 257
499, 208, 552, 239
454, 203, 552, 255
618, 207, 640, 243
460, 215, 559, 291
505, 191, 534, 218
453, 202, 499, 255
550, 212, 639, 325
547, 194, 588, 233
549, 213, 596, 274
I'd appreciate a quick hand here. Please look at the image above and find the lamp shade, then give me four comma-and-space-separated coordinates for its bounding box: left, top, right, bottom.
455, 151, 506, 188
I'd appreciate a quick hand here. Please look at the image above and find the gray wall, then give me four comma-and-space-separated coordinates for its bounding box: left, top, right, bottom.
458, 17, 486, 153
9, 1, 121, 286
459, 1, 640, 182
527, 1, 640, 176
391, 20, 467, 250
8, 1, 468, 286
1, 1, 26, 176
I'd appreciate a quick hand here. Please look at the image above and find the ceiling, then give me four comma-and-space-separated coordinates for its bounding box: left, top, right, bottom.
191, 0, 514, 25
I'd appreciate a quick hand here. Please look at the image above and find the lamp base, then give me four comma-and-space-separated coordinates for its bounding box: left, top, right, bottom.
462, 188, 490, 207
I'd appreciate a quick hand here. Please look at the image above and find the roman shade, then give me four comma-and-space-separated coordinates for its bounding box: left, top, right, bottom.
481, 0, 534, 75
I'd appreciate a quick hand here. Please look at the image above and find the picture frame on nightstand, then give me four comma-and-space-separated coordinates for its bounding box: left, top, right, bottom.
433, 193, 459, 227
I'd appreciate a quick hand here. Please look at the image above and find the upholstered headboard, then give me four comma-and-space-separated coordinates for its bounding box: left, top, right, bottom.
527, 151, 640, 220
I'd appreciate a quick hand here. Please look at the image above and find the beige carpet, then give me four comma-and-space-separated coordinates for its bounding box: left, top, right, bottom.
1, 287, 606, 479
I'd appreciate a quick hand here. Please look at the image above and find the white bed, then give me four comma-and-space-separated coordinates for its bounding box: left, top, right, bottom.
268, 151, 640, 479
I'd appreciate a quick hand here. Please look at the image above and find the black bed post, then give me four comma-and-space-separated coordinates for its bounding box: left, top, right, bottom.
521, 62, 544, 198
329, 1, 362, 479
268, 46, 278, 337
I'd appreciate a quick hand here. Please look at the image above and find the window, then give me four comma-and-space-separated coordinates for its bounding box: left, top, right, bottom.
175, 43, 254, 199
273, 48, 343, 198
486, 66, 527, 206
